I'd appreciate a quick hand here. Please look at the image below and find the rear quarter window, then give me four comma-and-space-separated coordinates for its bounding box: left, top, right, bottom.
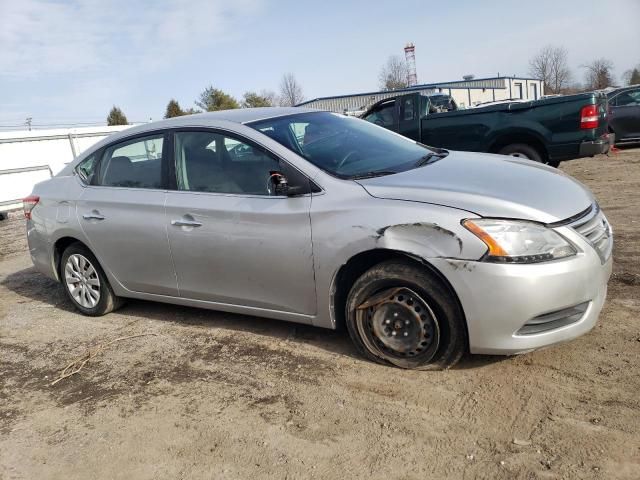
75, 154, 98, 184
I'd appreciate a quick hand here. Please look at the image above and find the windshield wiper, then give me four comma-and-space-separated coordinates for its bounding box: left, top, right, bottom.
349, 171, 397, 180
414, 151, 448, 167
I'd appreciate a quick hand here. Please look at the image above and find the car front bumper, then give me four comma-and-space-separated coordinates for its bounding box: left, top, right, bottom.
429, 229, 612, 355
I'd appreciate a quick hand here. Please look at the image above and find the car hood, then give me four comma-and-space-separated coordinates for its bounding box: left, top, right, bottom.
356, 151, 594, 224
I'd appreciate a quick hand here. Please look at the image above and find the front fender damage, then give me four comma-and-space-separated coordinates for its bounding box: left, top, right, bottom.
373, 222, 464, 259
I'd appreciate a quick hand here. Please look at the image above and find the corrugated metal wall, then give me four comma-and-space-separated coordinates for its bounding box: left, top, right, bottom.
301, 87, 437, 112
298, 77, 543, 112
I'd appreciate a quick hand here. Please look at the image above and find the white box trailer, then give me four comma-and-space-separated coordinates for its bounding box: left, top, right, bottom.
0, 125, 133, 217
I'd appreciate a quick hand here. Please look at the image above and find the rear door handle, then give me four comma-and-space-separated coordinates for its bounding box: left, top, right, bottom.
171, 219, 202, 227
82, 213, 105, 221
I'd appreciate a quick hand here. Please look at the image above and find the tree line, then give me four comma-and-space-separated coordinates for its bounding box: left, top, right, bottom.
108, 51, 640, 125
107, 73, 305, 125
377, 48, 639, 94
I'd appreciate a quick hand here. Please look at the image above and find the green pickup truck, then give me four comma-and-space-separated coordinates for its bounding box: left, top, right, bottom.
361, 92, 611, 166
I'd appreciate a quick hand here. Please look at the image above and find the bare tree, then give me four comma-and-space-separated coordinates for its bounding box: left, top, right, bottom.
279, 74, 305, 106
529, 46, 571, 94
379, 55, 409, 90
583, 58, 615, 90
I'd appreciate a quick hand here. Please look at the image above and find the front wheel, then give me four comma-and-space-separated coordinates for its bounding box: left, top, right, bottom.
345, 260, 467, 370
60, 243, 123, 316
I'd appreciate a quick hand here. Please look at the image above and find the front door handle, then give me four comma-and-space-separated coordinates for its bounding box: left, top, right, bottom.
82, 212, 105, 221
171, 219, 202, 228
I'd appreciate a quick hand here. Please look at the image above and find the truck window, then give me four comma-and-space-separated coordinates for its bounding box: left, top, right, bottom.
402, 98, 414, 120
363, 101, 395, 129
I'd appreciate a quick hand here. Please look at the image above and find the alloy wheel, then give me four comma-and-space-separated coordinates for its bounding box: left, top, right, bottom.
64, 253, 101, 309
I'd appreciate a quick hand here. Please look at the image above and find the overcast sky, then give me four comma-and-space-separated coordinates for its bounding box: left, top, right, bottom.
1, 0, 638, 129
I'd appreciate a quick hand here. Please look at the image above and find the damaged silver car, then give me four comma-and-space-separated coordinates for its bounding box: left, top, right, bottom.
24, 108, 612, 369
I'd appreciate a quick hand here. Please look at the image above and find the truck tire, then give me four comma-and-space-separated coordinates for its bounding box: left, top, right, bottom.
345, 260, 467, 370
498, 144, 543, 163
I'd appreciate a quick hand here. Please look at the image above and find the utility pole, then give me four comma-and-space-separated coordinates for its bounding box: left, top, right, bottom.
25, 117, 32, 131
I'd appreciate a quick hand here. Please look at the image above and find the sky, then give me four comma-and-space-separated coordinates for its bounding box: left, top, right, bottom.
1, 0, 639, 129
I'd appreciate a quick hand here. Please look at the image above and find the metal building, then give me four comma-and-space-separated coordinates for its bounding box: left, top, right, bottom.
297, 76, 544, 113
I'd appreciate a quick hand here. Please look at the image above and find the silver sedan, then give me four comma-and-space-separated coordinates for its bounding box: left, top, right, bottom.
24, 108, 612, 369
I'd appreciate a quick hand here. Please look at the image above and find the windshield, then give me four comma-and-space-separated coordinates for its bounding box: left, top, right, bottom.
248, 111, 444, 179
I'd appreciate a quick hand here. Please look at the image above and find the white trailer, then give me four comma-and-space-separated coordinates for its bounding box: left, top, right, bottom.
0, 125, 133, 217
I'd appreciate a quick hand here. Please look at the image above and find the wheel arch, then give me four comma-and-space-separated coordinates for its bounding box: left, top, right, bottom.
330, 248, 468, 339
52, 236, 92, 281
488, 130, 549, 161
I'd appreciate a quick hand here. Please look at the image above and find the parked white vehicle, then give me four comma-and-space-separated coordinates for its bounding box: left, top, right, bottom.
0, 125, 132, 217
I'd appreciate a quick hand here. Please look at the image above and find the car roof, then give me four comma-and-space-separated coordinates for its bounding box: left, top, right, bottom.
156, 107, 320, 127
107, 107, 323, 139
607, 85, 639, 96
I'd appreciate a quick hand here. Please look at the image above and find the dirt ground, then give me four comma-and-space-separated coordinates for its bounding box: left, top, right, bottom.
1, 149, 639, 480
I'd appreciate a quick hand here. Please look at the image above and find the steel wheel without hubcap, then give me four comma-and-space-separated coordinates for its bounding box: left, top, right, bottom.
64, 253, 101, 308
356, 287, 440, 362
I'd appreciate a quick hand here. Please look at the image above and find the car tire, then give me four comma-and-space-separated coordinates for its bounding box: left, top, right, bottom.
60, 243, 124, 316
498, 143, 543, 163
345, 260, 467, 370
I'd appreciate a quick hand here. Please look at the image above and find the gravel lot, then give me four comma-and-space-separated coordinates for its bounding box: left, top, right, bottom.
1, 149, 639, 480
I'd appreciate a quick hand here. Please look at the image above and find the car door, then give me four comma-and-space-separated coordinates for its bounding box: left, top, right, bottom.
164, 129, 316, 315
77, 132, 178, 296
610, 89, 640, 140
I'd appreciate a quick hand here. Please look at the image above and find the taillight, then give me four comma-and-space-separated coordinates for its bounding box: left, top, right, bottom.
580, 105, 599, 129
22, 195, 39, 219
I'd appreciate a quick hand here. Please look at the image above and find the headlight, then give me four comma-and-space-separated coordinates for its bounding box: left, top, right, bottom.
463, 219, 576, 263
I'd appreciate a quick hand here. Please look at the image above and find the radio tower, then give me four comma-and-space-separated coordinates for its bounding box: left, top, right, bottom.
404, 43, 418, 86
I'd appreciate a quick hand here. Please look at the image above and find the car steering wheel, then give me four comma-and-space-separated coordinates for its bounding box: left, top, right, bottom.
336, 151, 360, 171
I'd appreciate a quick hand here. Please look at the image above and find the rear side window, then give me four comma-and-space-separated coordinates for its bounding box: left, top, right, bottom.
612, 89, 640, 107
402, 97, 415, 120
76, 154, 98, 184
98, 135, 164, 188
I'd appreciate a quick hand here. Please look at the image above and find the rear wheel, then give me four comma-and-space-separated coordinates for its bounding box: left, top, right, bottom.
60, 243, 123, 316
345, 260, 467, 370
498, 143, 543, 163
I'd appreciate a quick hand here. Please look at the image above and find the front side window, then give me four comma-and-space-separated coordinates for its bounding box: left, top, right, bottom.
249, 112, 442, 179
98, 135, 164, 188
174, 131, 281, 195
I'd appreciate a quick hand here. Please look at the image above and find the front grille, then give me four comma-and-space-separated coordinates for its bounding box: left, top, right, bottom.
517, 302, 589, 335
570, 205, 612, 262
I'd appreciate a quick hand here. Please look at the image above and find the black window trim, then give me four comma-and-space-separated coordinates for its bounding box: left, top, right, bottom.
166, 126, 321, 198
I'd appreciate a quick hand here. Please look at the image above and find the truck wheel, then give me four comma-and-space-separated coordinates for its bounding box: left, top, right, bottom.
345, 260, 467, 370
499, 144, 543, 163
60, 243, 124, 316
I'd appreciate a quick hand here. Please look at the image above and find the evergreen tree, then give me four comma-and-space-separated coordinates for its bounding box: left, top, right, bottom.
107, 106, 128, 125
